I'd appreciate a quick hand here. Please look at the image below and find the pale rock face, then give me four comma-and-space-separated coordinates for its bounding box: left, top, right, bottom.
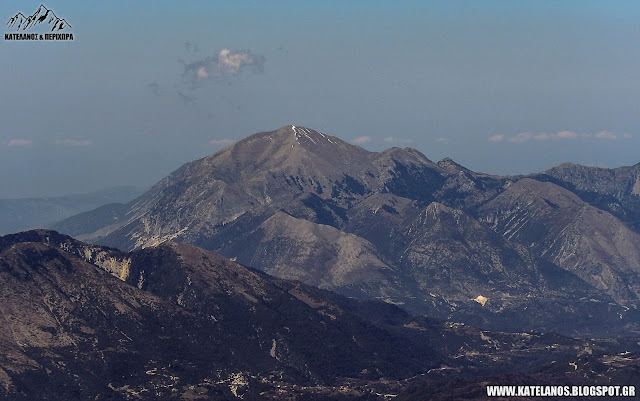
474, 295, 488, 306
632, 174, 640, 196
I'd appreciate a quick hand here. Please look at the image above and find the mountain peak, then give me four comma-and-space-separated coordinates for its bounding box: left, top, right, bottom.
202, 125, 373, 181
272, 124, 348, 149
437, 157, 469, 173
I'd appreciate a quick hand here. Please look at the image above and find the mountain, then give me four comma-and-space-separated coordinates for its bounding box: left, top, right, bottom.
53, 125, 640, 337
0, 186, 145, 235
6, 4, 71, 32
0, 230, 436, 399
1, 230, 638, 400
531, 162, 640, 232
478, 178, 640, 305
67, 125, 445, 249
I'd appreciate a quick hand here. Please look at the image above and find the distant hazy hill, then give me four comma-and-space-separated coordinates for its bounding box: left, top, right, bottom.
0, 186, 145, 235
53, 125, 640, 337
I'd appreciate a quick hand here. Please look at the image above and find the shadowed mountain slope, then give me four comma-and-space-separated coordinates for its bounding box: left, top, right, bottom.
1, 230, 440, 400
2, 230, 638, 400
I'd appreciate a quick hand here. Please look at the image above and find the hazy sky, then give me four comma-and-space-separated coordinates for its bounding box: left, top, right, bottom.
1, 1, 639, 198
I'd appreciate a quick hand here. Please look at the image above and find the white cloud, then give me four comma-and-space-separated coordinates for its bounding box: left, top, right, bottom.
506, 131, 578, 143
196, 66, 209, 79
509, 132, 533, 143
209, 138, 235, 146
384, 136, 413, 144
556, 130, 578, 139
55, 139, 91, 147
218, 48, 257, 74
435, 137, 448, 143
183, 48, 265, 87
7, 139, 33, 147
595, 130, 617, 140
497, 129, 633, 144
492, 130, 631, 144
352, 136, 372, 145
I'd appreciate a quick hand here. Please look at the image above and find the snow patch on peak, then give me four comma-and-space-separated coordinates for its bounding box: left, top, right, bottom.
298, 126, 317, 144
290, 125, 318, 145
289, 125, 338, 146
291, 125, 301, 144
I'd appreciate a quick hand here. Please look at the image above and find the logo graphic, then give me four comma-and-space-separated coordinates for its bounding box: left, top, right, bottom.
4, 4, 74, 41
7, 4, 71, 31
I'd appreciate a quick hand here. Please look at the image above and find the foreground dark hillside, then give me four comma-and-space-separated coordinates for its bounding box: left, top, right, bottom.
51, 125, 640, 337
2, 230, 638, 400
0, 230, 435, 399
398, 352, 640, 401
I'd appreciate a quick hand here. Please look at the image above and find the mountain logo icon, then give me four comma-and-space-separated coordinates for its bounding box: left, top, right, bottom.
7, 4, 71, 32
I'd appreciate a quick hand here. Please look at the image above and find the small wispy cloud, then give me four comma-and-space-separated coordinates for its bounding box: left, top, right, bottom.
509, 130, 578, 142
509, 132, 534, 143
493, 130, 631, 143
55, 139, 91, 147
147, 82, 161, 96
184, 41, 199, 54
435, 137, 448, 143
197, 66, 209, 79
7, 139, 33, 147
177, 91, 196, 106
533, 133, 550, 141
182, 48, 265, 88
209, 138, 235, 146
353, 136, 372, 145
556, 130, 578, 139
218, 48, 263, 74
384, 136, 414, 144
595, 130, 618, 140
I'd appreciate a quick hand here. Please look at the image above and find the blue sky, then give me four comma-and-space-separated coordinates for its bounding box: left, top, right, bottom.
1, 1, 639, 197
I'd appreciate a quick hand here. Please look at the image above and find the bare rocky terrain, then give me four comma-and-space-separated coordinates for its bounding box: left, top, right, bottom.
51, 125, 640, 337
533, 162, 640, 232
1, 230, 639, 400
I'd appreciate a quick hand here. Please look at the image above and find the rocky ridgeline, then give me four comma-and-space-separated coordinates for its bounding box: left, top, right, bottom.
51, 125, 640, 337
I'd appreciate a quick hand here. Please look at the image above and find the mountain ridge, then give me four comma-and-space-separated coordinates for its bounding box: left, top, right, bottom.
2, 229, 639, 399
7, 229, 632, 399
51, 125, 640, 337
